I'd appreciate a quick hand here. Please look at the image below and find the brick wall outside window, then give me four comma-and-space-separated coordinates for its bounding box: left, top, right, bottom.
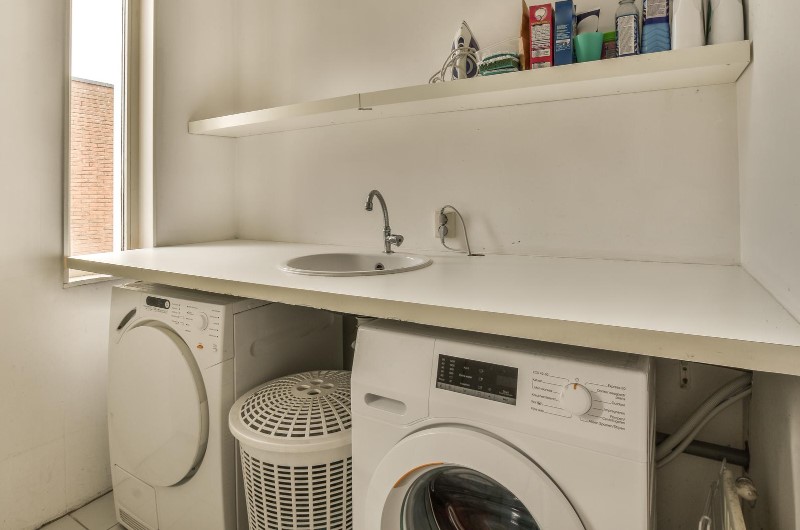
70, 78, 114, 256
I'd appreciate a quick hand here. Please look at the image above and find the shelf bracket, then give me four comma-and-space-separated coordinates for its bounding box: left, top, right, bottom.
357, 93, 372, 111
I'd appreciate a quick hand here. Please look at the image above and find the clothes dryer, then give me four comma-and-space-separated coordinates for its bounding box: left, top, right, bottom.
108, 283, 342, 530
352, 320, 654, 530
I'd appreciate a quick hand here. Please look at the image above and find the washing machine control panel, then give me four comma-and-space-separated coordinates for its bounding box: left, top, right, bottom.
436, 355, 518, 405
431, 338, 652, 460
531, 371, 628, 431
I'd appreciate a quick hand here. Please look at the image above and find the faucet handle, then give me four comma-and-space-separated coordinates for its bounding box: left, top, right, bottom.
387, 234, 404, 249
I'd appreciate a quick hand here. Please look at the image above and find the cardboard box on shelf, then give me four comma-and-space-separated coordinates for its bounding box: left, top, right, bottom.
529, 3, 554, 68
554, 0, 577, 66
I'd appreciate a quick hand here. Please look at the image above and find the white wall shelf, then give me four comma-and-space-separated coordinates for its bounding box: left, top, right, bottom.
189, 41, 751, 138
69, 239, 800, 377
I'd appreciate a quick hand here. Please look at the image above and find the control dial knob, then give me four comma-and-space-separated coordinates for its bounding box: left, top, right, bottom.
560, 383, 593, 416
193, 312, 209, 331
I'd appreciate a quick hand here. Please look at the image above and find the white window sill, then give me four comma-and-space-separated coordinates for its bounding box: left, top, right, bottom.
63, 269, 121, 288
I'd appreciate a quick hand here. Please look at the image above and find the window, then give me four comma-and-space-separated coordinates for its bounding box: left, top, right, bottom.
65, 0, 139, 282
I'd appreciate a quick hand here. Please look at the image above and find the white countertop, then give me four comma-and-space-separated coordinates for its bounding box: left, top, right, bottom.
69, 240, 800, 376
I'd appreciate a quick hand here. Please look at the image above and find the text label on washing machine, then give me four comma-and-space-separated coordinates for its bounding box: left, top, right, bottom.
436, 355, 518, 405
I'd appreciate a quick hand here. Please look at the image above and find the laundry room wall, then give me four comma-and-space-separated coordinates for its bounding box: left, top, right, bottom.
737, 0, 800, 526
0, 2, 115, 528
231, 0, 741, 265
150, 0, 238, 246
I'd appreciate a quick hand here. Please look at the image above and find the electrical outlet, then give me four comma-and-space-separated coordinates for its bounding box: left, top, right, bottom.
435, 210, 456, 239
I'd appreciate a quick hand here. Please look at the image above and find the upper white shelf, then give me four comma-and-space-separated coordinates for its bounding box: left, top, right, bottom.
189, 41, 751, 138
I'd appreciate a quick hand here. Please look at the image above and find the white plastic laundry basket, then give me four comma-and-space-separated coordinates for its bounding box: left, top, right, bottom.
229, 370, 352, 530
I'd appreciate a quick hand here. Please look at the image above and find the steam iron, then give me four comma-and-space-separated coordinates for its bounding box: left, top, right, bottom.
452, 21, 479, 79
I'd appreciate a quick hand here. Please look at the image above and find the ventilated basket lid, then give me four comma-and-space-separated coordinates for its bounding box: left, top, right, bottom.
229, 370, 352, 453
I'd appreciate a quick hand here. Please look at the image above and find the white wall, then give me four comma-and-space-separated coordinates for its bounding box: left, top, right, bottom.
738, 0, 800, 321
235, 87, 740, 262
0, 2, 115, 528
152, 0, 238, 246
233, 0, 740, 264
738, 0, 800, 526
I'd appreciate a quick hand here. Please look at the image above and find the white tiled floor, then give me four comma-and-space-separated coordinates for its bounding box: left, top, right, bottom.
39, 492, 121, 530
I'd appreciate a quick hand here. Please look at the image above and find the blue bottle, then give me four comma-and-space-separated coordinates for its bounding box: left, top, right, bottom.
642, 0, 671, 53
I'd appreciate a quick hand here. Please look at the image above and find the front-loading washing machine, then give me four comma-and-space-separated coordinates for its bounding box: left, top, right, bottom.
108, 282, 342, 530
352, 320, 654, 530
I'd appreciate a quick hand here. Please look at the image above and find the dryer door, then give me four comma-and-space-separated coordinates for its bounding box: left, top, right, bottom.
365, 426, 586, 530
108, 322, 209, 487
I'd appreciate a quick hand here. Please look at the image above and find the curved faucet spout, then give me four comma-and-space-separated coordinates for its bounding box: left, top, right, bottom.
365, 190, 390, 228
365, 189, 402, 253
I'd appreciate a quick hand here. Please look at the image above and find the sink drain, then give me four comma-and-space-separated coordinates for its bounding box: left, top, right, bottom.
374, 263, 385, 271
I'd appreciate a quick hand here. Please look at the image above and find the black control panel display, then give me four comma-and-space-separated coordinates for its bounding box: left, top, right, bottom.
436, 354, 518, 405
146, 296, 170, 309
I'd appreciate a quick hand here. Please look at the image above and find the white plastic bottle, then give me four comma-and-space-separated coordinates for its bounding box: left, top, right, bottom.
672, 0, 706, 49
616, 0, 641, 57
707, 0, 744, 44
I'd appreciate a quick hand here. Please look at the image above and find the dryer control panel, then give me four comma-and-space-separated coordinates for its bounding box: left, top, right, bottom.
139, 294, 227, 366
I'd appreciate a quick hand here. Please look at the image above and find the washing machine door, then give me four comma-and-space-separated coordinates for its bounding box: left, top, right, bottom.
365, 426, 586, 530
108, 322, 209, 487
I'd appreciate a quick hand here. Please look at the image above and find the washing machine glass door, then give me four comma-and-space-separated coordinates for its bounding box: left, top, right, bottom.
402, 466, 539, 529
366, 426, 585, 530
109, 322, 209, 487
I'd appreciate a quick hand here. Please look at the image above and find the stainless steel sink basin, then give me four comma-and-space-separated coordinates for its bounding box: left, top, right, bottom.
281, 253, 432, 276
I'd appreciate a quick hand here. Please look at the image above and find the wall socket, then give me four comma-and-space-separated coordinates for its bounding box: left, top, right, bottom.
435, 210, 456, 239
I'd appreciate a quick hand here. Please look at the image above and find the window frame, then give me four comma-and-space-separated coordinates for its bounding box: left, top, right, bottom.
63, 0, 145, 286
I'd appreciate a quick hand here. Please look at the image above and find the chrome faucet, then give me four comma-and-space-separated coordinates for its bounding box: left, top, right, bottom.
365, 189, 404, 253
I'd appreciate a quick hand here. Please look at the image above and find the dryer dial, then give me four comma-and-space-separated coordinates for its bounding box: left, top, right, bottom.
560, 383, 593, 416
194, 312, 209, 331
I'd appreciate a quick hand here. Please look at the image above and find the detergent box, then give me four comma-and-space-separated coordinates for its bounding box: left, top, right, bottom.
529, 3, 554, 68
554, 0, 576, 66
